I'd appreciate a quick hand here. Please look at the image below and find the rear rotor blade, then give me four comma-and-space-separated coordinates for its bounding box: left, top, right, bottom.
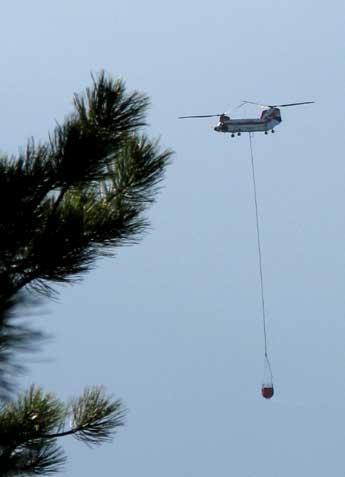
178, 114, 222, 119
275, 101, 315, 107
243, 100, 315, 108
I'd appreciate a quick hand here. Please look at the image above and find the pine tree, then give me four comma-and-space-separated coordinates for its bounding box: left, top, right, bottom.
0, 72, 172, 475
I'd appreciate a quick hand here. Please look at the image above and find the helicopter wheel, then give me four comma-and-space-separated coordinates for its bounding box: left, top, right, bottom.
271, 129, 275, 133
237, 132, 241, 136
231, 133, 235, 138
264, 131, 268, 135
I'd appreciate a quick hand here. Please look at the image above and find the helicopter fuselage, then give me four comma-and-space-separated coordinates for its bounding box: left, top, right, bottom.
179, 102, 314, 134
214, 107, 282, 134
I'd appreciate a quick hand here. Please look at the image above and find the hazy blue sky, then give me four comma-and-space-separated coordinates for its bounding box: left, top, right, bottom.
3, 0, 345, 475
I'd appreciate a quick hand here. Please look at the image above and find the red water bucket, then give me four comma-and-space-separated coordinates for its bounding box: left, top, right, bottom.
261, 385, 274, 399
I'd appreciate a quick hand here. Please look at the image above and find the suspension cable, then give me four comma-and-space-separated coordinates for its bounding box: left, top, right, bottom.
248, 133, 269, 357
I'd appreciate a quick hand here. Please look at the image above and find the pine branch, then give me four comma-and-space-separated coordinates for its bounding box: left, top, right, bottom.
39, 387, 125, 446
0, 73, 171, 298
0, 385, 125, 476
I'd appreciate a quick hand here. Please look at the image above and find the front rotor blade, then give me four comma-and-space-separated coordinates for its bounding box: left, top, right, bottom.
275, 101, 315, 107
178, 114, 222, 119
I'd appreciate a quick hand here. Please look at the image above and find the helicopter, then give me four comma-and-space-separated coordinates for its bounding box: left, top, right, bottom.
178, 101, 314, 136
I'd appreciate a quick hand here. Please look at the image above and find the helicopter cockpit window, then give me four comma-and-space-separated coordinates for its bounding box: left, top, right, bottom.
219, 114, 230, 124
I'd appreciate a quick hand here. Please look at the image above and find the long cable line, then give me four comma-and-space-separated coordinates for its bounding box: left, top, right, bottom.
248, 133, 269, 358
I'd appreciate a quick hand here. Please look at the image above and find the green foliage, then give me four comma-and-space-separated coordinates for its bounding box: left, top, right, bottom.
0, 71, 172, 393
0, 71, 172, 474
0, 385, 125, 475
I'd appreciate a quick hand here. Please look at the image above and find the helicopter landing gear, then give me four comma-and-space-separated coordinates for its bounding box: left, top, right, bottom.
231, 133, 235, 137
271, 129, 275, 133
264, 131, 268, 135
237, 131, 241, 136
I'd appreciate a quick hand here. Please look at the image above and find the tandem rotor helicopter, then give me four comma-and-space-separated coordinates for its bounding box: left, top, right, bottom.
179, 100, 314, 136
